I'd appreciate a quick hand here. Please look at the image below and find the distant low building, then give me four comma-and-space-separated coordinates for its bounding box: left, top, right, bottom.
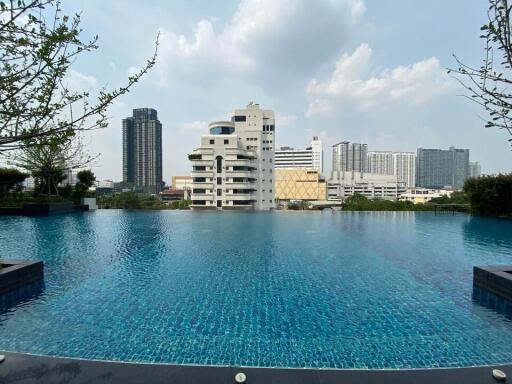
160, 189, 185, 201
171, 176, 193, 199
328, 171, 406, 201
95, 180, 114, 195
275, 169, 326, 202
399, 188, 453, 204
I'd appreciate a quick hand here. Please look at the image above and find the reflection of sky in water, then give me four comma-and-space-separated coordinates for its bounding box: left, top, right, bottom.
0, 211, 511, 369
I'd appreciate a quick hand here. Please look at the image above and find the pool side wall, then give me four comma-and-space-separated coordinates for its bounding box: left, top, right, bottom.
0, 352, 510, 384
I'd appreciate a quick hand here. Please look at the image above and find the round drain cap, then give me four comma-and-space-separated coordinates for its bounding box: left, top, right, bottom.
492, 369, 507, 382
235, 372, 246, 383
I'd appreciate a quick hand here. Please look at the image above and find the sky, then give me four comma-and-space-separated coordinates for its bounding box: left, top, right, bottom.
60, 0, 511, 182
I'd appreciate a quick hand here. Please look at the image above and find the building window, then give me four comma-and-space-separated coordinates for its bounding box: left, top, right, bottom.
217, 189, 222, 196
216, 156, 223, 171
233, 115, 246, 122
209, 139, 214, 144
217, 177, 222, 185
224, 139, 229, 145
217, 200, 222, 207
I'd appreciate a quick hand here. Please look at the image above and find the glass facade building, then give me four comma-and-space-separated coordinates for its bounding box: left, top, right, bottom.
416, 147, 469, 189
122, 108, 163, 194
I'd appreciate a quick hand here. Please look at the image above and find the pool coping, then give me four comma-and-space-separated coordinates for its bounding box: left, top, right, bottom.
0, 351, 510, 384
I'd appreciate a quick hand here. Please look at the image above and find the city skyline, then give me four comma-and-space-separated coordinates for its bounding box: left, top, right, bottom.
58, 0, 512, 181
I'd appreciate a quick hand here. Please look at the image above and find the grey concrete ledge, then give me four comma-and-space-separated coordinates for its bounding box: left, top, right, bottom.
0, 261, 44, 295
0, 351, 510, 384
474, 265, 512, 302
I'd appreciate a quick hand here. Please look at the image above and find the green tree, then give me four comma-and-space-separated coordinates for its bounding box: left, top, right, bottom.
0, 167, 28, 196
73, 169, 96, 203
450, 0, 512, 146
10, 133, 94, 196
464, 174, 512, 216
0, 0, 158, 151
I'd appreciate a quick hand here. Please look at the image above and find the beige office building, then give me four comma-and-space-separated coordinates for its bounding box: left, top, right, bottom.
171, 176, 193, 191
275, 169, 327, 202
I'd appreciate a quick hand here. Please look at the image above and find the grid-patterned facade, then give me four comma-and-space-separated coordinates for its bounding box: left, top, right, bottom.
332, 142, 367, 173
275, 169, 326, 201
416, 147, 469, 189
367, 151, 416, 188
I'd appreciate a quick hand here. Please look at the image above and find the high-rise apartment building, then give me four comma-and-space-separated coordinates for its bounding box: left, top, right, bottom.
275, 136, 323, 172
332, 142, 367, 173
122, 108, 163, 194
188, 102, 275, 210
367, 151, 416, 188
470, 161, 482, 178
416, 147, 469, 189
311, 136, 323, 173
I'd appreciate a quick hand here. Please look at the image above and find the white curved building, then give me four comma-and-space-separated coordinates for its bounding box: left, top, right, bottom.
188, 103, 275, 210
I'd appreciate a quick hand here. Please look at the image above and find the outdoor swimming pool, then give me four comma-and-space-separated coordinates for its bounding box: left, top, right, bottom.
0, 210, 511, 369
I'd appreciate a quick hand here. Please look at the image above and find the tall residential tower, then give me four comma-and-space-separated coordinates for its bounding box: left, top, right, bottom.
367, 151, 416, 188
188, 102, 275, 210
122, 108, 163, 194
332, 141, 367, 173
416, 147, 469, 189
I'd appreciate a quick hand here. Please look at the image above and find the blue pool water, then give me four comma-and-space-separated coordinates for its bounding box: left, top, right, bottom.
0, 211, 511, 369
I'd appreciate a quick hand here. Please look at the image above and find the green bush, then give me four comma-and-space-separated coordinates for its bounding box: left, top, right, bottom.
0, 168, 28, 197
170, 200, 191, 209
73, 170, 96, 203
464, 174, 512, 217
342, 194, 435, 211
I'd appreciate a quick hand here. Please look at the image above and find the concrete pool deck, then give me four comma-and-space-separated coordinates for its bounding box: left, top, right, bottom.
0, 351, 510, 384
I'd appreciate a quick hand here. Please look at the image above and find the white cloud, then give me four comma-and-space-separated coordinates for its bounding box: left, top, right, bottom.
64, 70, 99, 93
276, 114, 298, 127
153, 0, 366, 86
178, 120, 209, 134
306, 43, 455, 115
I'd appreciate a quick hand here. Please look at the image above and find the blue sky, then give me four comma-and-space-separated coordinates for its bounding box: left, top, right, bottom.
61, 0, 511, 182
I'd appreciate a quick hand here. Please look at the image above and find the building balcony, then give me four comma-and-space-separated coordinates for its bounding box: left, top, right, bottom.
191, 182, 213, 189
225, 193, 256, 201
191, 170, 213, 178
190, 159, 213, 166
225, 148, 257, 158
225, 171, 255, 178
190, 194, 214, 201
224, 182, 257, 190
225, 159, 257, 167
